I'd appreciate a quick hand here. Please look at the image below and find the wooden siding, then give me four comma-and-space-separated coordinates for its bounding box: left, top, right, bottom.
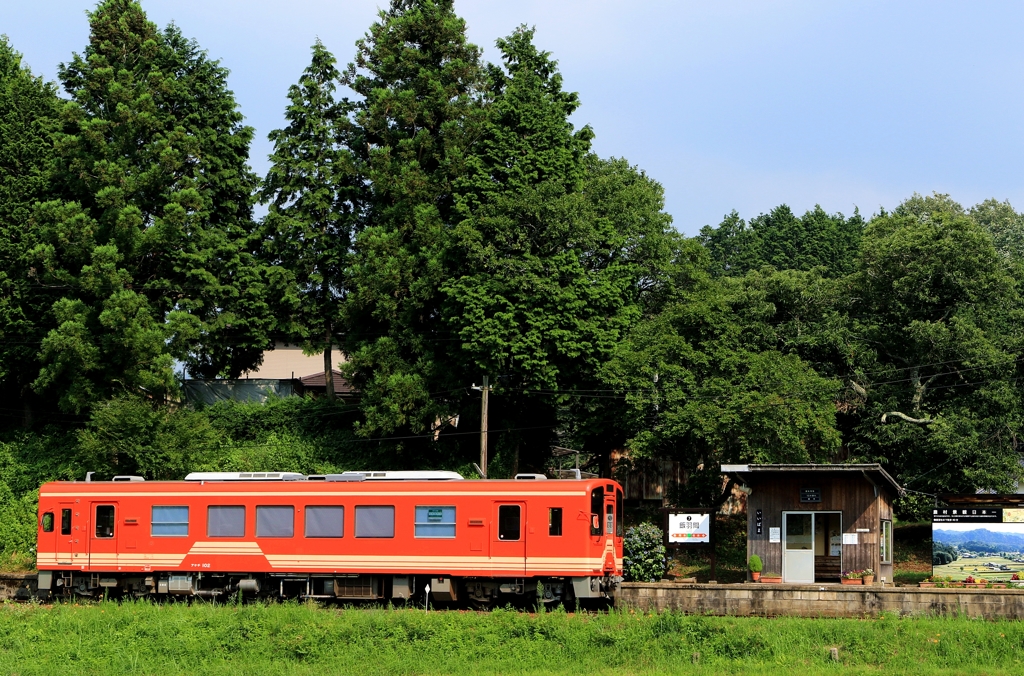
745, 474, 893, 582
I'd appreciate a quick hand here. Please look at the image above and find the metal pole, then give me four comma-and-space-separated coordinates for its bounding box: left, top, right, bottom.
480, 376, 489, 479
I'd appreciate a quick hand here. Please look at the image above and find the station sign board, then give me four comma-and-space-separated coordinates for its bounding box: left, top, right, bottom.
667, 512, 711, 545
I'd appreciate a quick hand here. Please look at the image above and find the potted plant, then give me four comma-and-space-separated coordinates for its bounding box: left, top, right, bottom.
861, 568, 875, 585
748, 555, 763, 582
841, 570, 863, 585
919, 575, 937, 588
760, 571, 782, 583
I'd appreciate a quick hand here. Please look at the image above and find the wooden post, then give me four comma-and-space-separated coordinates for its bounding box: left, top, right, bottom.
480, 375, 489, 478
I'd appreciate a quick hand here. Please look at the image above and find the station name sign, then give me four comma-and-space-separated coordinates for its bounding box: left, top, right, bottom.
668, 512, 711, 544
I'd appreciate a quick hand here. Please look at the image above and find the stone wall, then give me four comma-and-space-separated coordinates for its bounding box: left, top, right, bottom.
619, 582, 1024, 619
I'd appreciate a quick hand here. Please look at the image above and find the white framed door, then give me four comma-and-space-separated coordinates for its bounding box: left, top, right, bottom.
783, 512, 814, 583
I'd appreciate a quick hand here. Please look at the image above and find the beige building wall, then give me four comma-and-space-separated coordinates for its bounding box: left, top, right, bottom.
245, 341, 345, 380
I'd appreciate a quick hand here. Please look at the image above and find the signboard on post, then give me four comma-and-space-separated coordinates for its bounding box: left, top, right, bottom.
667, 512, 711, 544
662, 507, 716, 581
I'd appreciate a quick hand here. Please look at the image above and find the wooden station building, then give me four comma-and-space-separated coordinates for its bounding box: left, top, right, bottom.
721, 464, 904, 584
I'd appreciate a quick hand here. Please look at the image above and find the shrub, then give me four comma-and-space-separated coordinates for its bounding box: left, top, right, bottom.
748, 555, 762, 573
623, 522, 666, 582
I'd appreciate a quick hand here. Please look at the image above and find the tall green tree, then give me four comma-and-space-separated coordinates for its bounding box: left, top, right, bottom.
262, 40, 361, 399
339, 0, 488, 443
699, 205, 863, 278
0, 37, 61, 423
844, 201, 1024, 502
30, 0, 276, 413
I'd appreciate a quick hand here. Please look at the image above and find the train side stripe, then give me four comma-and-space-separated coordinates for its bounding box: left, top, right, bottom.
40, 490, 588, 498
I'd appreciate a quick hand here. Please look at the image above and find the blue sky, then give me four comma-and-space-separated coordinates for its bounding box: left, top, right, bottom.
4, 0, 1024, 235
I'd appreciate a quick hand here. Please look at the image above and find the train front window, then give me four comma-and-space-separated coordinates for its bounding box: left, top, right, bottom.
41, 512, 54, 533
498, 505, 521, 541
590, 487, 603, 535
95, 505, 115, 538
616, 489, 623, 537
548, 507, 563, 536
60, 509, 71, 535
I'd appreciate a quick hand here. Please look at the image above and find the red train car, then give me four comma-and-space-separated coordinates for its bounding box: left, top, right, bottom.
36, 471, 623, 606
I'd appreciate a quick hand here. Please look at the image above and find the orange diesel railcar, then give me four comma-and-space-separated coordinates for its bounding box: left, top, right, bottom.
36, 472, 623, 606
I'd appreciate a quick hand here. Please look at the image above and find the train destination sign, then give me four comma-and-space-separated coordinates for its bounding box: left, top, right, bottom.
668, 512, 711, 544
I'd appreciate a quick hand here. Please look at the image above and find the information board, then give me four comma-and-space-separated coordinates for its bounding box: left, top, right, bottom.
667, 512, 711, 545
932, 505, 1024, 583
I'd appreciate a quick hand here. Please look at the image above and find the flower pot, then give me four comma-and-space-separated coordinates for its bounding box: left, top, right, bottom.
918, 582, 936, 588
751, 572, 761, 582
862, 575, 875, 585
761, 576, 782, 584
841, 578, 862, 585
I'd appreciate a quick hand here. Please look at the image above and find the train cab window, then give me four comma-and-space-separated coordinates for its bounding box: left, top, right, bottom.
355, 505, 395, 538
616, 489, 623, 537
152, 506, 189, 536
208, 506, 246, 537
605, 504, 614, 535
41, 512, 54, 533
256, 506, 294, 538
590, 487, 604, 535
95, 505, 115, 538
305, 506, 344, 538
60, 509, 71, 535
414, 506, 456, 538
548, 508, 562, 536
498, 505, 521, 541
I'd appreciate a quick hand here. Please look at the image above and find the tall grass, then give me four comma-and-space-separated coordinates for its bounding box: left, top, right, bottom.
0, 601, 1021, 675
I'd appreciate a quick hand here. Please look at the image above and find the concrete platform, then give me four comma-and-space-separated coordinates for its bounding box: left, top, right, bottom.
618, 581, 1024, 619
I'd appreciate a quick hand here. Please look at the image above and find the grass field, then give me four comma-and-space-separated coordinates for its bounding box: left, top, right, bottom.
0, 602, 1023, 675
933, 554, 1024, 583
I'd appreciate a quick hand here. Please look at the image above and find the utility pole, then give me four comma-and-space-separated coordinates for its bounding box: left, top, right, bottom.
471, 377, 491, 478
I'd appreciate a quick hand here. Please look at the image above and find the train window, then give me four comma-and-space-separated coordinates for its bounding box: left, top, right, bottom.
256, 506, 294, 538
414, 506, 455, 538
498, 505, 521, 541
305, 506, 344, 538
41, 512, 54, 533
590, 487, 603, 536
355, 505, 395, 538
95, 505, 115, 538
605, 504, 614, 535
548, 508, 562, 536
60, 509, 71, 535
616, 489, 623, 537
208, 506, 245, 537
152, 506, 189, 536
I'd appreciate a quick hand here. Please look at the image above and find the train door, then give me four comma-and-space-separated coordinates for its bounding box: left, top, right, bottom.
89, 502, 118, 570
492, 502, 527, 575
57, 501, 86, 568
602, 485, 618, 574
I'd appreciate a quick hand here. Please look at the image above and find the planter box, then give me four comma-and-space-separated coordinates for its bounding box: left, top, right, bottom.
841, 578, 863, 585
918, 582, 936, 588
760, 577, 782, 584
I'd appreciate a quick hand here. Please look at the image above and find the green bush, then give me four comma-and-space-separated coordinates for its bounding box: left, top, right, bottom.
623, 522, 666, 582
748, 554, 763, 572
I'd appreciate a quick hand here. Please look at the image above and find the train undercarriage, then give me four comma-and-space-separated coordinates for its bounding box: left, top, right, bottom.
38, 570, 620, 608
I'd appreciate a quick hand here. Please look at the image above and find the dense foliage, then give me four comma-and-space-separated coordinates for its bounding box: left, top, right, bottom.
3, 0, 1024, 565
622, 522, 667, 582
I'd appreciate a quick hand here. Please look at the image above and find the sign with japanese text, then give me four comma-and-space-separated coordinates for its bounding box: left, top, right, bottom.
668, 512, 711, 544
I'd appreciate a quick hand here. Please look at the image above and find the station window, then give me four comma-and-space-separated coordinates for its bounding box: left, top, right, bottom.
590, 487, 604, 535
355, 505, 395, 538
414, 506, 456, 538
881, 520, 893, 564
95, 505, 115, 538
256, 506, 294, 538
305, 505, 344, 538
41, 512, 54, 533
208, 505, 245, 537
60, 509, 71, 535
152, 506, 189, 537
498, 505, 521, 541
548, 508, 563, 536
